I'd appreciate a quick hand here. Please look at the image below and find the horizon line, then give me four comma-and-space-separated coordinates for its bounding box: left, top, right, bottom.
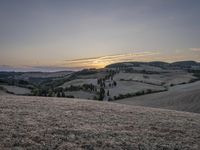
0, 59, 199, 72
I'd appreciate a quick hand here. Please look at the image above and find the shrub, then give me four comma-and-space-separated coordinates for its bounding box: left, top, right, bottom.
65, 95, 74, 98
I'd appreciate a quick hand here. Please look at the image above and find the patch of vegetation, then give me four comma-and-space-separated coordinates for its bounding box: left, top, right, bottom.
112, 89, 167, 100
74, 69, 98, 76
0, 78, 32, 89
188, 69, 200, 79
0, 72, 23, 78
64, 84, 97, 92
30, 73, 78, 96
98, 87, 105, 101
65, 95, 75, 98
31, 83, 98, 98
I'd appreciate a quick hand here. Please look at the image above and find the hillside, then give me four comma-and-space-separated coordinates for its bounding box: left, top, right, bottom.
105, 60, 200, 70
0, 85, 31, 95
115, 81, 200, 113
0, 95, 200, 149
0, 90, 7, 95
1, 61, 200, 101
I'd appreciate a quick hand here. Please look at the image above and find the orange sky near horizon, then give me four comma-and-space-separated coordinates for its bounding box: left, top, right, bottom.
0, 0, 200, 71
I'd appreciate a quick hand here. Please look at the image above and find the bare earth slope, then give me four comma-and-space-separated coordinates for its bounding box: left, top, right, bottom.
0, 96, 200, 149
115, 81, 200, 113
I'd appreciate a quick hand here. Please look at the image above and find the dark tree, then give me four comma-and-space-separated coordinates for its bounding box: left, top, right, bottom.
113, 81, 117, 87
107, 90, 110, 96
99, 87, 105, 100
109, 83, 111, 87
57, 92, 61, 97
61, 91, 65, 97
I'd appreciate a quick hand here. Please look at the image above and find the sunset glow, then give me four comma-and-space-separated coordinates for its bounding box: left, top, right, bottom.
0, 0, 200, 71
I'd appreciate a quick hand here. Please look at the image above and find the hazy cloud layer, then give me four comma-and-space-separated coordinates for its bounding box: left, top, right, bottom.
190, 48, 200, 52
64, 51, 159, 68
0, 65, 75, 72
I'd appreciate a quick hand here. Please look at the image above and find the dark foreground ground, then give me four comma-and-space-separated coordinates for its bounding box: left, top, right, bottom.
0, 95, 200, 150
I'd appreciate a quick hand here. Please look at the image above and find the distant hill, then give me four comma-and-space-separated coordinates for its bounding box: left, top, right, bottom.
105, 60, 200, 70
170, 61, 200, 68
147, 61, 170, 68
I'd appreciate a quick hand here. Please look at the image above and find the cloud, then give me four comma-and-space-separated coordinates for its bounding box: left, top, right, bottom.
0, 65, 77, 72
64, 51, 159, 68
0, 51, 160, 71
189, 48, 200, 52
24, 64, 87, 71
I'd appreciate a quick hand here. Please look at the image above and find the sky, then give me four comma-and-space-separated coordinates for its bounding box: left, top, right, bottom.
0, 0, 200, 71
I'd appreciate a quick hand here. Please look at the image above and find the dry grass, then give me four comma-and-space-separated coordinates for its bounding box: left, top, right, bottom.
115, 81, 200, 113
0, 95, 200, 149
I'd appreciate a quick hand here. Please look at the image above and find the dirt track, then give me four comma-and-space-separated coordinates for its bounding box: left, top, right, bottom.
0, 95, 200, 149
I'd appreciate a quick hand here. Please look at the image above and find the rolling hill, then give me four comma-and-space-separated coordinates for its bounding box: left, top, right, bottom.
105, 60, 200, 69
114, 81, 200, 113
0, 95, 200, 149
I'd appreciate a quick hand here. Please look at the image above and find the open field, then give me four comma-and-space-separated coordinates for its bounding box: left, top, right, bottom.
59, 69, 195, 100
0, 95, 200, 149
60, 76, 166, 99
0, 90, 8, 95
113, 71, 196, 86
107, 80, 165, 97
114, 81, 200, 113
0, 85, 31, 95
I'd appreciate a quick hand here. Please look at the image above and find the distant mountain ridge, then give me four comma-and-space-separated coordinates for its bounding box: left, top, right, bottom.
105, 60, 200, 69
